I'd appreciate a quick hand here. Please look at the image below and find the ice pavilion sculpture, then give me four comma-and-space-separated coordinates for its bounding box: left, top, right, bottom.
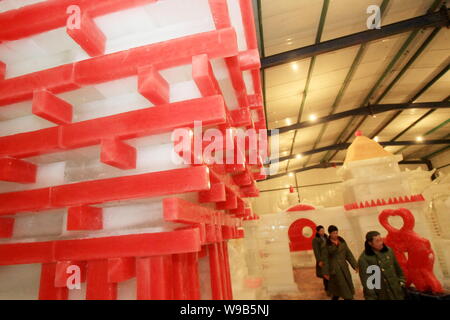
0, 0, 266, 300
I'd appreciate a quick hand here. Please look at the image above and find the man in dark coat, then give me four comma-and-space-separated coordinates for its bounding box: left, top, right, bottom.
321, 225, 358, 300
358, 231, 406, 300
312, 225, 328, 292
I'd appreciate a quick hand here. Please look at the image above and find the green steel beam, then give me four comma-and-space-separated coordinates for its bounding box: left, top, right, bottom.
323, 1, 446, 162
425, 145, 450, 159
303, 0, 391, 167
323, 30, 420, 162
255, 0, 269, 130
368, 65, 449, 141
255, 0, 265, 58
395, 118, 450, 155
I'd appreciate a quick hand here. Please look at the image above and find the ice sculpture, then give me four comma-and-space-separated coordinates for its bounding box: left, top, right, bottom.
379, 208, 443, 293
0, 0, 266, 300
252, 132, 448, 296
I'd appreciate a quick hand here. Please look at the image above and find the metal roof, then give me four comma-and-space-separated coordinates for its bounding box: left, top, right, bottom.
255, 0, 450, 179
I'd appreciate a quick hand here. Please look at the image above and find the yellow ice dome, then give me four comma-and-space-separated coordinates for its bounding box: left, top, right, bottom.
344, 131, 393, 163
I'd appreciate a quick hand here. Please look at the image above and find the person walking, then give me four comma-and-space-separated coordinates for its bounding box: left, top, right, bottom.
321, 225, 358, 300
358, 231, 406, 300
312, 225, 328, 292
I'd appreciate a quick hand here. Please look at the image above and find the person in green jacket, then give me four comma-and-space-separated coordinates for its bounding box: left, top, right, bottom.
358, 231, 406, 300
312, 225, 328, 292
321, 225, 359, 300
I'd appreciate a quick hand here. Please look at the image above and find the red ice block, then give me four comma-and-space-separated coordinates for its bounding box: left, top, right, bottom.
216, 188, 238, 210
54, 229, 202, 261
0, 229, 201, 266
54, 260, 86, 288
172, 254, 187, 300
163, 198, 215, 225
198, 182, 226, 203
238, 49, 261, 70
0, 166, 210, 215
217, 242, 230, 299
0, 96, 226, 159
74, 28, 238, 85
32, 90, 73, 125
60, 96, 226, 149
0, 127, 61, 159
39, 263, 68, 300
67, 206, 103, 231
136, 255, 173, 300
51, 166, 211, 208
0, 241, 54, 265
108, 257, 136, 283
0, 64, 79, 106
0, 29, 237, 107
0, 157, 37, 183
248, 94, 263, 109
0, 0, 157, 41
208, 0, 231, 29
86, 259, 118, 300
138, 65, 170, 105
233, 171, 253, 186
0, 187, 51, 216
100, 139, 136, 170
205, 224, 219, 244
208, 243, 223, 300
192, 54, 222, 97
238, 0, 259, 50
0, 217, 14, 238
230, 108, 252, 127
67, 13, 106, 57
240, 181, 259, 197
230, 197, 246, 216
222, 242, 233, 299
186, 252, 201, 299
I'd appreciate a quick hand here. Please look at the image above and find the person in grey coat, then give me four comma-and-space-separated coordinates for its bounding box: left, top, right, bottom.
312, 225, 328, 292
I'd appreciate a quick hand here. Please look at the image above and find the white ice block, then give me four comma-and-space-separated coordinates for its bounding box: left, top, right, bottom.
3, 136, 188, 194
0, 0, 218, 78
1, 191, 200, 244
0, 161, 66, 193
0, 264, 41, 300
12, 209, 65, 240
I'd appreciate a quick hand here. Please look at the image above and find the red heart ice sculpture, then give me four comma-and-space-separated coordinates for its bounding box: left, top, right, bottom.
379, 208, 443, 293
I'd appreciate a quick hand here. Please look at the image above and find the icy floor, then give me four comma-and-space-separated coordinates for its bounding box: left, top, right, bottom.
270, 267, 364, 300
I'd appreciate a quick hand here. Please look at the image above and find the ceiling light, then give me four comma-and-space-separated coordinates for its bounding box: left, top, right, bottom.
296, 154, 303, 159
374, 136, 379, 142
285, 118, 292, 125
291, 63, 298, 71
288, 172, 294, 177
309, 114, 317, 121
416, 136, 423, 142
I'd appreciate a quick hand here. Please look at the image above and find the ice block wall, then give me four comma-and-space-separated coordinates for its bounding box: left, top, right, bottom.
0, 0, 267, 300
339, 154, 445, 287
253, 213, 298, 295
227, 235, 267, 299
